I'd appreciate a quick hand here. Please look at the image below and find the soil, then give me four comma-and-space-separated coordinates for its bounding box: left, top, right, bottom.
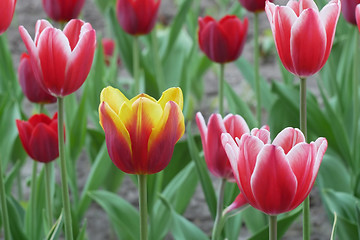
6, 0, 331, 239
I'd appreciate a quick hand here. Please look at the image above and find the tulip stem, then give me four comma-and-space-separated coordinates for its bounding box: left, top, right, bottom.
138, 174, 148, 240
133, 36, 140, 95
212, 178, 226, 240
352, 28, 359, 167
269, 215, 277, 240
300, 77, 309, 240
57, 97, 73, 240
219, 64, 225, 116
44, 163, 53, 229
254, 12, 261, 126
151, 29, 165, 92
30, 161, 38, 239
0, 159, 11, 240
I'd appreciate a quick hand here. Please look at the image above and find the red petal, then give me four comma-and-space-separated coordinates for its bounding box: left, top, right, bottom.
272, 127, 305, 154
16, 120, 36, 160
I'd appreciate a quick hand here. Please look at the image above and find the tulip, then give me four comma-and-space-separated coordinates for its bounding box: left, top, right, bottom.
196, 112, 250, 181
356, 4, 360, 31
222, 127, 327, 215
238, 0, 272, 12
99, 86, 185, 175
198, 15, 248, 64
16, 113, 60, 163
19, 19, 96, 97
18, 53, 57, 104
116, 0, 161, 35
265, 0, 341, 77
102, 38, 120, 66
0, 0, 16, 34
342, 0, 360, 25
42, 0, 85, 22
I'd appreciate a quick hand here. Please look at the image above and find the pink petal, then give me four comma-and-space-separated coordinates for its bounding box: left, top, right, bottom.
272, 127, 305, 154
287, 0, 300, 16
265, 1, 276, 30
251, 145, 297, 215
224, 193, 248, 214
299, 0, 319, 12
221, 133, 240, 183
251, 128, 270, 144
34, 20, 53, 46
356, 4, 360, 31
63, 19, 85, 50
223, 114, 250, 140
195, 112, 209, 164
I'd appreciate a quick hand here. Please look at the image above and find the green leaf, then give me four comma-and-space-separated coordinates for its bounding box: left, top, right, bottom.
76, 219, 87, 240
7, 196, 27, 240
46, 212, 64, 240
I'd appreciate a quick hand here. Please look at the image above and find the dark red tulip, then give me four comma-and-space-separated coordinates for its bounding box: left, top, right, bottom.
18, 53, 57, 104
198, 15, 248, 64
0, 0, 16, 34
16, 113, 60, 163
342, 0, 360, 25
42, 0, 85, 22
238, 0, 272, 12
116, 0, 161, 35
102, 38, 121, 66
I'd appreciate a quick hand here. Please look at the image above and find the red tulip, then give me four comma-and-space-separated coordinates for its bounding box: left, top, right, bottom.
196, 112, 250, 181
99, 87, 185, 175
0, 0, 16, 34
341, 0, 360, 25
42, 0, 85, 22
222, 127, 327, 215
265, 0, 341, 77
198, 15, 248, 64
102, 38, 120, 66
238, 0, 272, 12
19, 19, 96, 97
16, 113, 60, 163
18, 53, 57, 104
356, 4, 360, 31
116, 0, 161, 35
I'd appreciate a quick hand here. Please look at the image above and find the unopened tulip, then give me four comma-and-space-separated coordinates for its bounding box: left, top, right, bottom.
116, 0, 161, 35
102, 38, 120, 66
42, 0, 85, 22
265, 0, 341, 77
198, 15, 248, 63
238, 0, 272, 12
342, 0, 360, 25
19, 19, 96, 97
0, 0, 16, 34
222, 127, 327, 215
16, 113, 60, 163
18, 53, 57, 104
99, 87, 185, 175
196, 112, 250, 181
356, 4, 360, 31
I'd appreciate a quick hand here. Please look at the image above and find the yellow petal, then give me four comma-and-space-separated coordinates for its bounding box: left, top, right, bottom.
129, 93, 157, 105
100, 86, 129, 115
157, 87, 183, 110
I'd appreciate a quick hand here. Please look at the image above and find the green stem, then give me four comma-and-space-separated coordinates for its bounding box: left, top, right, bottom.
300, 77, 309, 240
269, 215, 277, 240
57, 97, 73, 240
211, 178, 226, 240
30, 161, 38, 239
0, 160, 11, 240
151, 29, 165, 92
254, 12, 261, 127
219, 64, 225, 116
44, 163, 53, 229
138, 174, 148, 240
352, 28, 359, 167
133, 36, 140, 95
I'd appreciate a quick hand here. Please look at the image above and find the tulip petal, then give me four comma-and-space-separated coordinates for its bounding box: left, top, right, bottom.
100, 86, 129, 116
313, 137, 328, 182
224, 193, 248, 215
290, 8, 326, 76
357, 5, 360, 31
63, 19, 84, 50
272, 127, 305, 154
251, 128, 270, 144
221, 133, 240, 183
195, 112, 209, 162
16, 120, 36, 160
99, 102, 133, 173
34, 20, 53, 46
299, 0, 319, 12
251, 145, 297, 215
147, 101, 185, 174
223, 114, 250, 139
287, 0, 299, 16
157, 87, 183, 110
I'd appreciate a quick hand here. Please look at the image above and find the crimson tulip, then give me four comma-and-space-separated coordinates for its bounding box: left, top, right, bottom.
16, 113, 60, 163
238, 0, 272, 12
356, 4, 360, 31
222, 127, 327, 215
19, 19, 96, 97
196, 112, 250, 181
342, 0, 360, 25
265, 0, 341, 77
42, 0, 85, 22
198, 15, 248, 64
116, 0, 160, 35
99, 86, 185, 175
18, 53, 57, 104
0, 0, 16, 34
102, 38, 120, 66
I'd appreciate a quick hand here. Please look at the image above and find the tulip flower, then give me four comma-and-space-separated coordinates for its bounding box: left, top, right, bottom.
356, 4, 360, 31
238, 0, 272, 12
99, 86, 185, 175
196, 112, 250, 181
19, 19, 96, 97
0, 0, 16, 34
16, 113, 60, 163
198, 15, 248, 64
116, 0, 161, 35
221, 127, 327, 216
265, 0, 341, 77
18, 53, 57, 104
102, 38, 120, 66
42, 0, 85, 22
342, 0, 360, 25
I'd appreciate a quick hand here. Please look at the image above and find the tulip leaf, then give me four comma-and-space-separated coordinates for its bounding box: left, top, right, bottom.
75, 219, 87, 240
224, 213, 243, 240
186, 122, 217, 219
89, 190, 140, 240
45, 212, 63, 240
7, 196, 27, 240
